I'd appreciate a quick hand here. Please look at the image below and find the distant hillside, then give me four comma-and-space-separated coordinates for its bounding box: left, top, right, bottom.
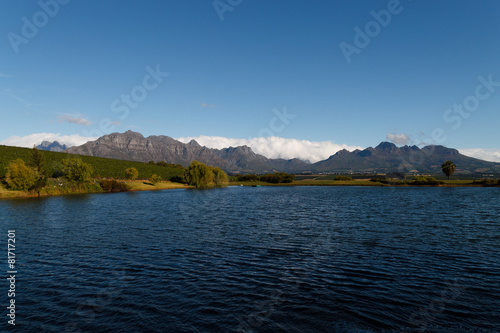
63, 131, 500, 174
312, 142, 500, 174
36, 141, 68, 152
0, 145, 184, 180
66, 131, 308, 173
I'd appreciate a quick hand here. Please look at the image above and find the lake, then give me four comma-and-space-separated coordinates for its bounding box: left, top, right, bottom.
1, 186, 499, 332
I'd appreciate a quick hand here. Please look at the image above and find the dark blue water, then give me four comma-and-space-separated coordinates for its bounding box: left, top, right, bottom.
1, 186, 499, 332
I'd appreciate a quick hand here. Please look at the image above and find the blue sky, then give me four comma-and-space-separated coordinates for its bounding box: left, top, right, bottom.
1, 0, 499, 161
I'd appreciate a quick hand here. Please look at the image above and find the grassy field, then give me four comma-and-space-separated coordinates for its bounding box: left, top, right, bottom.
128, 180, 190, 191
0, 145, 184, 180
0, 182, 28, 199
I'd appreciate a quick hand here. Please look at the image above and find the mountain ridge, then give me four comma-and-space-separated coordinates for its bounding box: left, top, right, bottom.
64, 131, 500, 174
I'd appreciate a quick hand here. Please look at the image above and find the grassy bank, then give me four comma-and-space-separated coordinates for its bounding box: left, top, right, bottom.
0, 183, 29, 199
2, 178, 497, 200
128, 180, 190, 191
0, 179, 191, 200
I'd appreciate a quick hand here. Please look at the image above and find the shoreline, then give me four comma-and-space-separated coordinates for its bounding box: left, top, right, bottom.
229, 180, 500, 188
0, 180, 192, 200
1, 179, 498, 200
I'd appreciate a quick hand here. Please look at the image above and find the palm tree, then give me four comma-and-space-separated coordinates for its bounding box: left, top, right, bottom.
441, 160, 456, 180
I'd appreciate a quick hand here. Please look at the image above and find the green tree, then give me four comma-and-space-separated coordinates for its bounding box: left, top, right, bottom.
211, 166, 229, 187
259, 172, 295, 183
183, 162, 229, 188
28, 147, 48, 194
183, 161, 230, 188
184, 161, 212, 188
5, 159, 39, 191
62, 158, 93, 182
125, 167, 139, 180
149, 174, 162, 184
441, 160, 456, 180
28, 147, 46, 174
334, 175, 353, 181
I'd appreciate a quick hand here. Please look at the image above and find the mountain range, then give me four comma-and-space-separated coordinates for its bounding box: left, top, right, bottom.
63, 131, 500, 174
36, 141, 68, 152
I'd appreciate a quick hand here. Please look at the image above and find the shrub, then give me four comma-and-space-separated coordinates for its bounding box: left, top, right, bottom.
473, 179, 499, 186
125, 167, 139, 180
411, 176, 442, 185
149, 174, 162, 184
259, 172, 295, 184
370, 177, 387, 183
334, 175, 353, 181
235, 174, 259, 182
184, 161, 229, 188
184, 161, 213, 188
387, 172, 406, 180
62, 158, 93, 183
155, 161, 184, 169
212, 167, 229, 187
5, 159, 39, 191
170, 175, 184, 183
100, 179, 131, 192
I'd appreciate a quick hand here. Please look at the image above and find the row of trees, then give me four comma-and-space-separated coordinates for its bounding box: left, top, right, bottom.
148, 161, 184, 169
3, 149, 234, 194
4, 153, 166, 194
234, 172, 295, 184
5, 147, 94, 193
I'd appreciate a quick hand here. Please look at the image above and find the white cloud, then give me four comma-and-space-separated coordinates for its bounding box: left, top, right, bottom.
0, 133, 97, 148
176, 135, 362, 162
386, 133, 411, 145
58, 114, 92, 126
459, 148, 500, 163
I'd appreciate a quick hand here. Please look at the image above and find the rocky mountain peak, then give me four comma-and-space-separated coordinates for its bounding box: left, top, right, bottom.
375, 141, 398, 152
188, 139, 201, 147
36, 141, 68, 152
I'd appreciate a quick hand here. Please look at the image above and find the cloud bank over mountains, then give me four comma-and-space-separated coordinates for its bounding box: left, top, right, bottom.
459, 149, 500, 164
176, 136, 363, 163
0, 133, 98, 149
1, 132, 500, 163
